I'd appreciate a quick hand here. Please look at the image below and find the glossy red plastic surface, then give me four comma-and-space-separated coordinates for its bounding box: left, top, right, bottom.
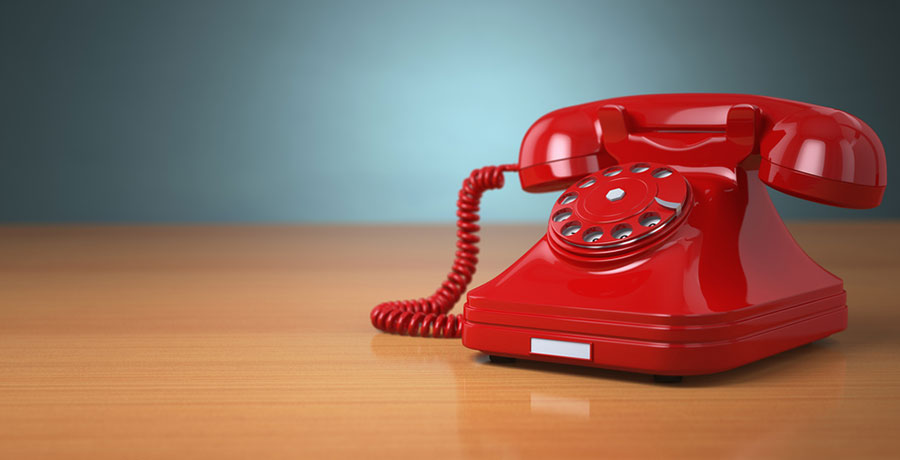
518, 94, 886, 208
460, 94, 888, 376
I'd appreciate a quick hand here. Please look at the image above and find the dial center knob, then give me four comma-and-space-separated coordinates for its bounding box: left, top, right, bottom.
605, 188, 625, 201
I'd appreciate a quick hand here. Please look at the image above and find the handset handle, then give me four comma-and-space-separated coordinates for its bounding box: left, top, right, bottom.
596, 103, 759, 165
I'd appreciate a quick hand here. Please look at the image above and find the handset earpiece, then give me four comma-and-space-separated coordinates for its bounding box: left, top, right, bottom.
758, 107, 886, 209
517, 105, 617, 192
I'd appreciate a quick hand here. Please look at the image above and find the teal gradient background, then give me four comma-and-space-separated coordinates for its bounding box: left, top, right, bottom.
1, 0, 897, 223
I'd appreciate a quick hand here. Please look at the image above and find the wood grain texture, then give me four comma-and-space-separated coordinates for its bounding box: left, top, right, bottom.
1, 223, 899, 459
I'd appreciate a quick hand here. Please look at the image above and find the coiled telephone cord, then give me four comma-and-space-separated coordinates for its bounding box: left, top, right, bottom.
370, 164, 518, 338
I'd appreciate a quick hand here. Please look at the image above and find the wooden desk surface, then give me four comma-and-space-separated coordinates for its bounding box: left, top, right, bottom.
1, 223, 899, 459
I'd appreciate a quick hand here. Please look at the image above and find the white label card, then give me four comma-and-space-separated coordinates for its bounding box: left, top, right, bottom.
530, 338, 591, 360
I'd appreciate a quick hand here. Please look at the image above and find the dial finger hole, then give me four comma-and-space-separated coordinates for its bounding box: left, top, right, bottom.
639, 212, 661, 227
603, 167, 622, 177
561, 221, 582, 237
630, 163, 650, 173
558, 192, 577, 205
582, 227, 604, 243
577, 177, 596, 188
652, 167, 673, 178
552, 208, 573, 223
611, 224, 632, 239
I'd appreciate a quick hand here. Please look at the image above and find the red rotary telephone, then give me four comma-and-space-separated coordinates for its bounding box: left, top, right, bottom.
370, 94, 887, 381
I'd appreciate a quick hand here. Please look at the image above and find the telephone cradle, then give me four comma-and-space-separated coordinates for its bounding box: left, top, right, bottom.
371, 94, 886, 381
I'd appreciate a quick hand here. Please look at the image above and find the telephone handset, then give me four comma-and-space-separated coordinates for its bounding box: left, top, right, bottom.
371, 94, 886, 378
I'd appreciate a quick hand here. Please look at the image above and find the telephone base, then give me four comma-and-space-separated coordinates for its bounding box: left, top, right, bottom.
463, 300, 847, 377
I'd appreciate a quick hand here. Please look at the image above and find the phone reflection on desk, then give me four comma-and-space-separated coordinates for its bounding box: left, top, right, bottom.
371, 334, 846, 458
